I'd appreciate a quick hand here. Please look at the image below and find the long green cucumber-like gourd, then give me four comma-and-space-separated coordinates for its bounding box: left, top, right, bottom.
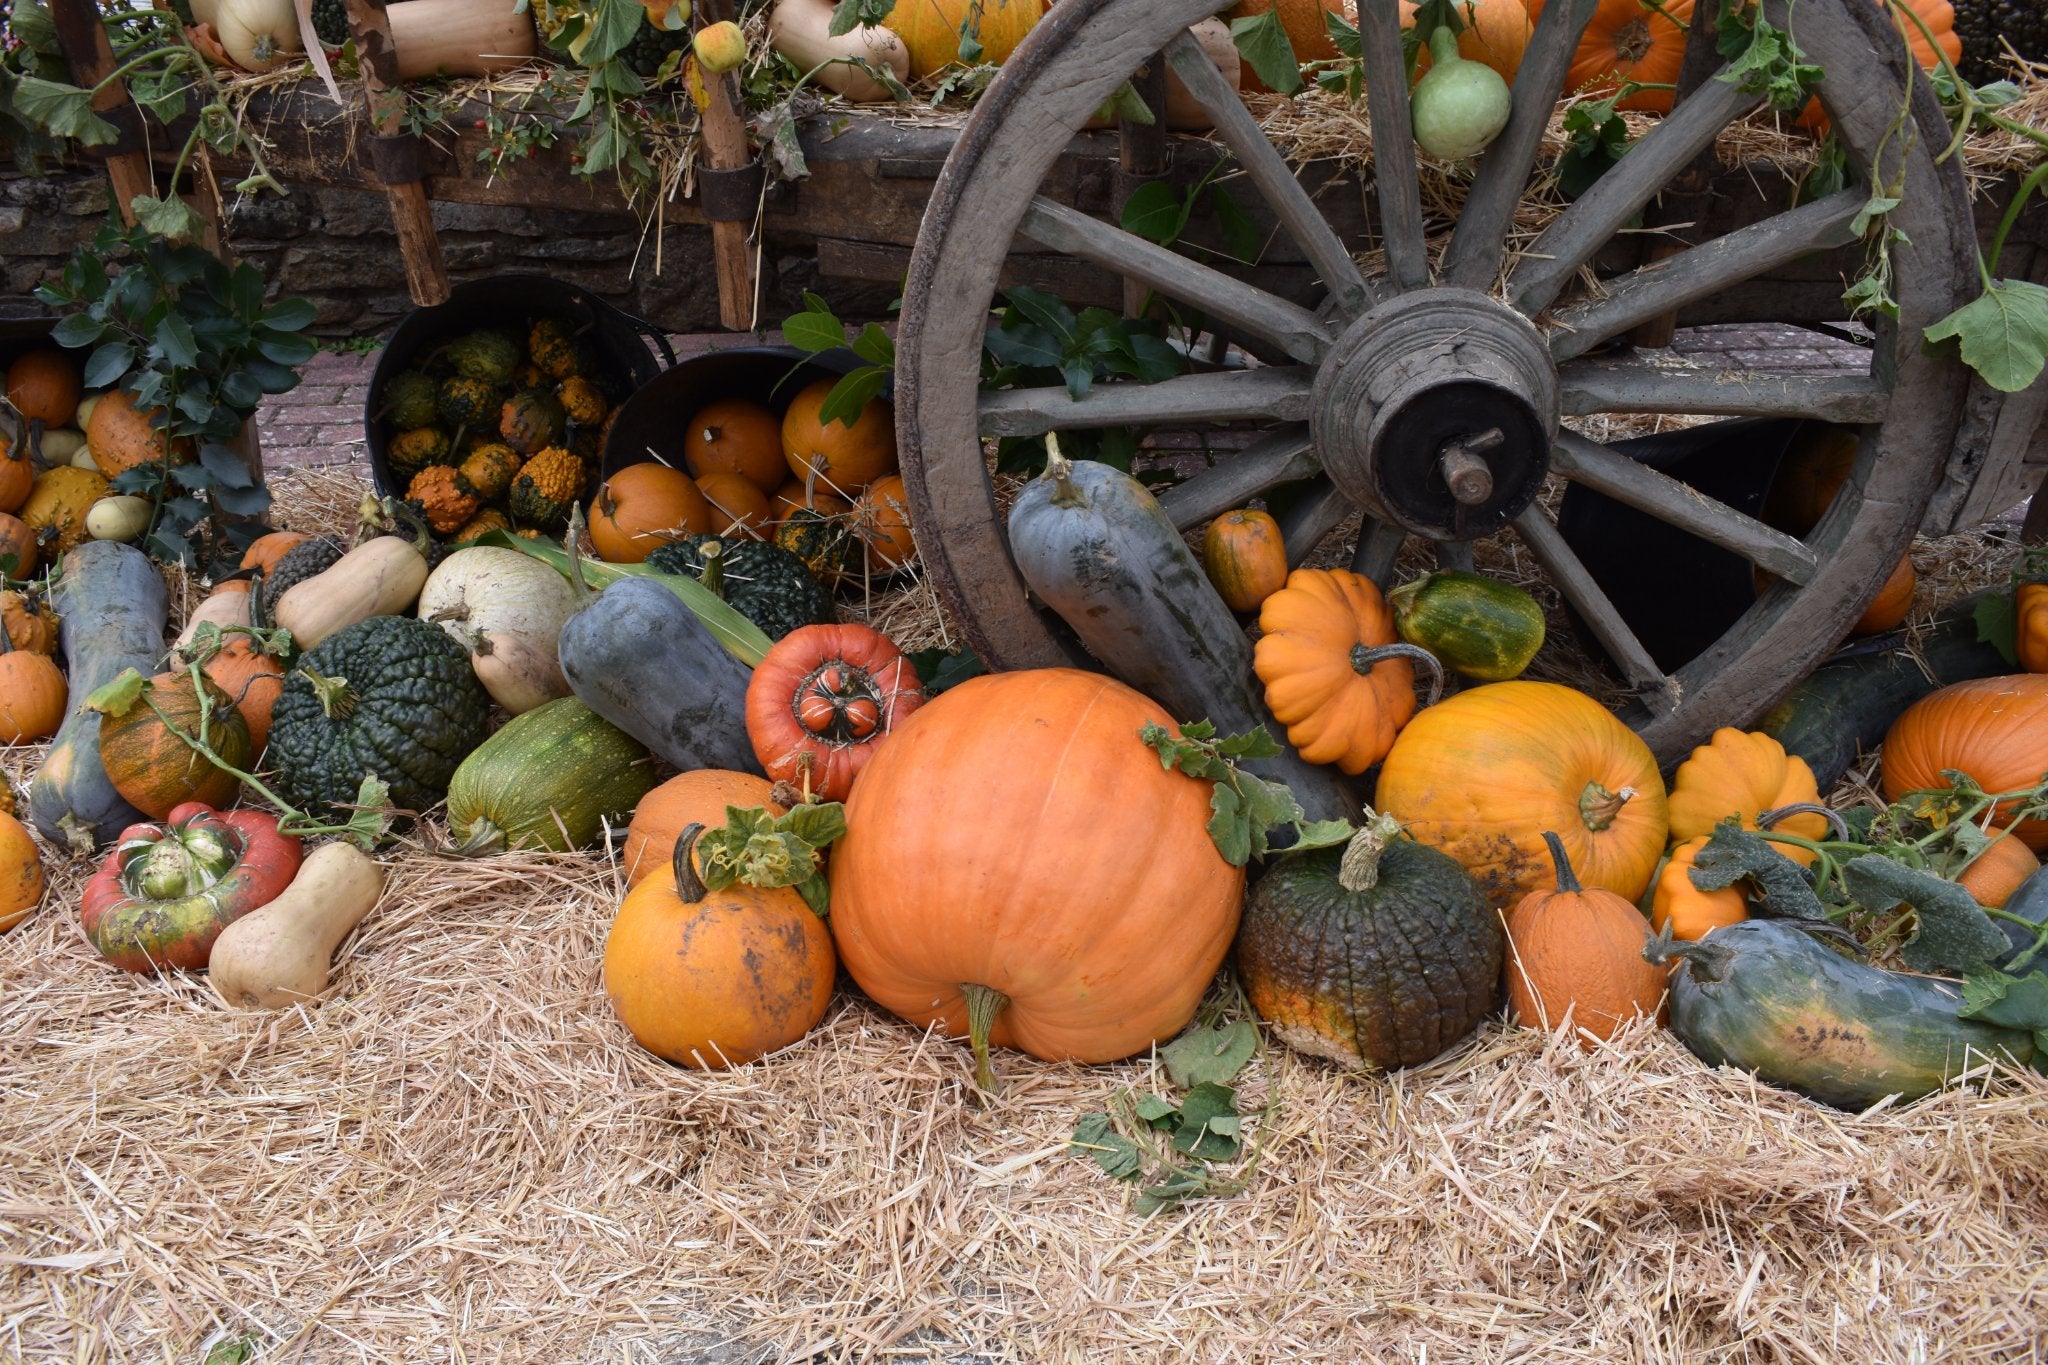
1656, 918, 2035, 1110
30, 540, 168, 851
1757, 591, 2009, 790
1007, 450, 1358, 823
445, 697, 658, 854
557, 576, 764, 776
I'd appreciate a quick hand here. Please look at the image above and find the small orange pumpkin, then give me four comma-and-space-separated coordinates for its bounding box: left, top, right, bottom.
96, 670, 252, 819
603, 824, 837, 1068
1760, 423, 1858, 536
1253, 567, 1436, 775
1882, 674, 2048, 852
180, 625, 287, 754
21, 465, 110, 555
1403, 0, 1533, 80
1375, 680, 1669, 904
1648, 836, 1748, 941
0, 809, 44, 933
0, 433, 33, 516
1, 588, 59, 657
1203, 508, 1288, 614
240, 530, 309, 577
0, 627, 66, 744
2017, 576, 2048, 675
1852, 553, 1916, 636
745, 623, 925, 803
622, 769, 787, 886
87, 388, 194, 479
1666, 728, 1827, 867
1951, 832, 2040, 910
682, 398, 787, 493
588, 462, 714, 563
0, 511, 36, 578
853, 474, 916, 574
695, 471, 773, 541
767, 480, 853, 531
1506, 831, 1669, 1043
4, 348, 82, 428
781, 379, 896, 496
1528, 0, 1694, 112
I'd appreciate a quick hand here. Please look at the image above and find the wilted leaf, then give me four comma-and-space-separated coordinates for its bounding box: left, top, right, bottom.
1161, 1021, 1257, 1089
1840, 854, 2009, 976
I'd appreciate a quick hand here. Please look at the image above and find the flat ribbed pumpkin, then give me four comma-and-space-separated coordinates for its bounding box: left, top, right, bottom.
1882, 674, 2048, 851
1666, 728, 1827, 867
1253, 567, 1436, 775
828, 669, 1244, 1089
1375, 680, 1668, 904
1530, 0, 1695, 112
882, 0, 1041, 79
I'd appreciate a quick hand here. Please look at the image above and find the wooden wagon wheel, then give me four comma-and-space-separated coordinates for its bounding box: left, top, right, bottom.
895, 0, 1979, 764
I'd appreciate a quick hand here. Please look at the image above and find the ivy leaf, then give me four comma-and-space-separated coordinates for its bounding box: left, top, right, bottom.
1070, 1113, 1145, 1181
1230, 11, 1302, 96
1839, 854, 2010, 976
827, 0, 895, 36
1957, 970, 2048, 1036
84, 668, 149, 717
1161, 1021, 1257, 1089
1687, 820, 1829, 920
1923, 279, 2048, 394
1974, 592, 2019, 665
10, 76, 119, 145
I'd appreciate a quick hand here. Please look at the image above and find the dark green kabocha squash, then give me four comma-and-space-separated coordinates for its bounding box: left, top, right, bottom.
259, 536, 346, 616
1238, 812, 1505, 1070
1955, 0, 2047, 84
646, 535, 834, 640
622, 17, 693, 78
381, 370, 441, 431
267, 615, 492, 819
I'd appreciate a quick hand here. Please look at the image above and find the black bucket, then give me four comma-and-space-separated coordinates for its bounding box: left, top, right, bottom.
599, 344, 877, 480
1556, 416, 1812, 672
365, 275, 675, 496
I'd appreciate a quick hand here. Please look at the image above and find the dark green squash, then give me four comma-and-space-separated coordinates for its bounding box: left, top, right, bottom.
260, 536, 346, 617
267, 614, 492, 818
1655, 918, 2035, 1110
28, 541, 166, 851
1006, 447, 1356, 823
645, 535, 833, 641
1239, 812, 1504, 1069
2001, 865, 2048, 969
1387, 570, 1545, 682
446, 697, 657, 854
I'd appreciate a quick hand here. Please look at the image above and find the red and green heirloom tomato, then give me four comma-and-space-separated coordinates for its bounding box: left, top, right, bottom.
78, 802, 304, 974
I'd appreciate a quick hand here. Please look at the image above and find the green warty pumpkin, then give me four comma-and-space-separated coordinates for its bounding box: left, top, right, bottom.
646, 535, 833, 640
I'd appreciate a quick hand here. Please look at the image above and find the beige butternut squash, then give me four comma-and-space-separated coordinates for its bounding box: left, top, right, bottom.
171, 584, 255, 663
208, 841, 385, 1009
273, 536, 431, 650
767, 0, 911, 101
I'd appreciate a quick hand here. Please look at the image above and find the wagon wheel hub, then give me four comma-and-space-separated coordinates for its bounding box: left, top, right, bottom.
1309, 288, 1557, 541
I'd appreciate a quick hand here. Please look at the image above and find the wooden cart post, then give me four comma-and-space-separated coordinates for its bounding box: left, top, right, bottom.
343, 0, 452, 308
45, 0, 159, 227
695, 0, 767, 330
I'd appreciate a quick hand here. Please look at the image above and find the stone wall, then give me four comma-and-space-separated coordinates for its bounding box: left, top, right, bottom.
0, 165, 893, 337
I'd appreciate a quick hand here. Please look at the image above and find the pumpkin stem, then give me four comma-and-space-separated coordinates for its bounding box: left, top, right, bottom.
671, 823, 709, 903
1042, 433, 1087, 510
1347, 641, 1445, 708
298, 664, 358, 721
1642, 922, 1731, 979
960, 982, 1010, 1094
1540, 830, 1583, 894
453, 817, 507, 858
246, 568, 270, 631
564, 504, 594, 602
1336, 807, 1404, 893
1758, 801, 1849, 842
699, 539, 727, 599
1578, 781, 1635, 832
387, 497, 436, 559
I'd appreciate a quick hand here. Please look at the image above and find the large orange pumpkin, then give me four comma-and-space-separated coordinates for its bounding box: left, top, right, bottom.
1375, 680, 1669, 904
603, 824, 836, 1068
781, 379, 897, 497
1882, 674, 2048, 851
0, 434, 33, 516
87, 388, 194, 479
829, 669, 1245, 1089
622, 769, 786, 886
588, 462, 714, 563
1506, 832, 1668, 1043
682, 398, 786, 494
1796, 0, 1959, 131
1665, 727, 1827, 866
97, 670, 251, 819
1530, 0, 1695, 113
882, 0, 1041, 79
4, 349, 82, 428
0, 809, 44, 934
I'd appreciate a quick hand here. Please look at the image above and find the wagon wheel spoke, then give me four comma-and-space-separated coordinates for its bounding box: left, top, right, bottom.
1163, 31, 1371, 315
977, 366, 1316, 436
1277, 478, 1353, 565
1351, 517, 1409, 587
1508, 76, 1764, 317
1018, 197, 1331, 361
1441, 0, 1600, 289
1557, 357, 1890, 422
1157, 427, 1319, 529
1546, 189, 1868, 361
1549, 431, 1821, 584
1511, 504, 1677, 706
1357, 0, 1429, 292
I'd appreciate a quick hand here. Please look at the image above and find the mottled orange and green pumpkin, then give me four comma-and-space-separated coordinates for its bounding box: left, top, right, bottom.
458, 442, 522, 502
499, 390, 567, 456
438, 375, 502, 429
528, 318, 591, 381
386, 426, 455, 483
508, 446, 586, 531
557, 375, 609, 427
97, 670, 252, 819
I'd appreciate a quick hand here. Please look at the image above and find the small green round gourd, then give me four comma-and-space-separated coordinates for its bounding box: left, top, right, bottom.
1239, 809, 1504, 1069
1388, 569, 1546, 682
1411, 26, 1512, 160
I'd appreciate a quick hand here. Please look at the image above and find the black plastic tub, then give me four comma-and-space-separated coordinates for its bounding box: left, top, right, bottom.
364, 275, 675, 496
598, 344, 875, 481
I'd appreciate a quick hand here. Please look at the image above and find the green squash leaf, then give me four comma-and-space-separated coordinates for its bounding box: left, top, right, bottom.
1958, 970, 2048, 1033
1161, 1020, 1258, 1090
1923, 278, 2048, 394
694, 802, 847, 915
1134, 1093, 1179, 1125
1069, 1113, 1145, 1181
1229, 11, 1302, 97
1687, 820, 1829, 920
1974, 592, 2020, 665
1169, 1082, 1242, 1161
1142, 720, 1351, 866
84, 668, 149, 718
1841, 854, 2010, 976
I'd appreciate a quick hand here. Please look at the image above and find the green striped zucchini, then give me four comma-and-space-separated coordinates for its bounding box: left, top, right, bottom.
1387, 570, 1544, 682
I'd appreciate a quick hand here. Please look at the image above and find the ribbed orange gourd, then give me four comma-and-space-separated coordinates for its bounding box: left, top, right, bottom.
1506, 832, 1668, 1043
1375, 680, 1668, 903
1882, 675, 2048, 851
829, 669, 1244, 1089
1253, 567, 1433, 775
2019, 581, 2048, 674
1649, 836, 1748, 941
1666, 728, 1827, 867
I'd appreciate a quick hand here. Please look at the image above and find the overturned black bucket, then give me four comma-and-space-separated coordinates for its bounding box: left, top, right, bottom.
599, 344, 878, 480
365, 275, 675, 497
1556, 416, 1811, 672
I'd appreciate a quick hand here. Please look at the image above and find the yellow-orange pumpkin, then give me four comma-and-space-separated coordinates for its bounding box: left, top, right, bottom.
1506, 832, 1668, 1043
622, 770, 787, 886
781, 378, 897, 496
1852, 553, 1916, 636
1404, 0, 1533, 80
1882, 674, 2048, 852
883, 0, 1041, 79
20, 465, 109, 555
0, 809, 44, 933
853, 474, 917, 574
695, 471, 773, 541
1375, 680, 1669, 904
1648, 836, 1748, 941
87, 388, 194, 479
1665, 727, 1827, 867
1952, 832, 2040, 910
1203, 508, 1288, 614
2021, 581, 2048, 674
